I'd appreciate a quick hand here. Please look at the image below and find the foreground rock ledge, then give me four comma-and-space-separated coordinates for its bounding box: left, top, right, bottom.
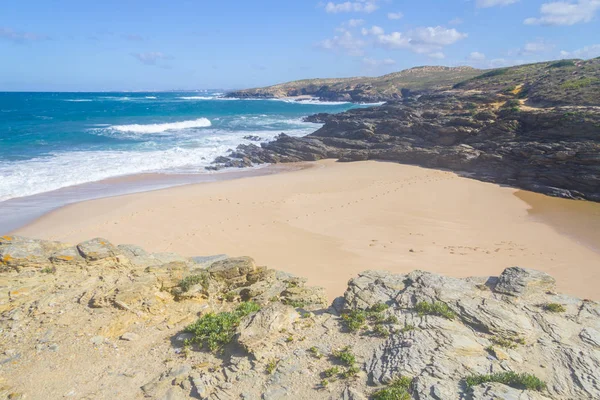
1, 235, 599, 399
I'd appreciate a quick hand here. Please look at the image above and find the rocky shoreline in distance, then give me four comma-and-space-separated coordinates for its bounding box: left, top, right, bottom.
213, 59, 600, 202
1, 235, 599, 399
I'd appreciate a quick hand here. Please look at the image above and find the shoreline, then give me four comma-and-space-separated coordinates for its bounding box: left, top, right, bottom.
13, 159, 600, 300
1, 163, 308, 234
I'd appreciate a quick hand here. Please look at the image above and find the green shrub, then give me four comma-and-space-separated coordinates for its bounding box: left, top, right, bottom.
333, 346, 356, 366
323, 366, 341, 378
41, 266, 56, 274
184, 302, 260, 351
465, 371, 546, 391
266, 359, 279, 374
372, 376, 412, 400
544, 303, 566, 313
475, 69, 508, 79
309, 346, 323, 359
501, 99, 521, 112
561, 77, 599, 90
490, 335, 525, 349
341, 310, 367, 332
415, 301, 455, 320
177, 273, 209, 292
400, 324, 415, 333
373, 324, 390, 337
548, 60, 575, 68
369, 303, 390, 313
341, 365, 360, 379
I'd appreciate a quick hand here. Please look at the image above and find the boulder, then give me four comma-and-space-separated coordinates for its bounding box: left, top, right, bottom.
494, 267, 556, 297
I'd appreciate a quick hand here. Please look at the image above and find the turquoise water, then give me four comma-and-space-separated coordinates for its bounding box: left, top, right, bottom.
0, 91, 373, 202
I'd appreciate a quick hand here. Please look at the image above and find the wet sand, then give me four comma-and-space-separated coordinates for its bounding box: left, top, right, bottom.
14, 160, 600, 300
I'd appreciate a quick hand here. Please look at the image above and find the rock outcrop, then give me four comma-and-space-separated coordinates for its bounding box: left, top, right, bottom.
216, 58, 600, 202
1, 236, 599, 399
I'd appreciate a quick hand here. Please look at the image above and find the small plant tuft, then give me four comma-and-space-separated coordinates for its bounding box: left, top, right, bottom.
341, 365, 360, 379
544, 303, 566, 313
177, 274, 209, 293
183, 301, 260, 352
372, 376, 412, 400
333, 346, 356, 366
309, 346, 323, 359
41, 266, 57, 274
266, 359, 279, 375
341, 310, 367, 332
369, 303, 390, 313
373, 324, 390, 337
464, 371, 546, 391
415, 301, 455, 320
323, 366, 341, 378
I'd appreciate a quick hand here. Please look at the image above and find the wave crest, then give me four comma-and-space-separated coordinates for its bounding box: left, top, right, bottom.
111, 118, 212, 134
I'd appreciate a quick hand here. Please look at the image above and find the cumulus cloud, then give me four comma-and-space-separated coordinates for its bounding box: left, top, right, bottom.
131, 52, 172, 66
468, 51, 486, 61
560, 44, 600, 58
387, 12, 404, 20
0, 27, 49, 43
346, 19, 365, 27
317, 28, 366, 56
477, 0, 519, 7
362, 26, 467, 58
362, 57, 396, 66
324, 0, 379, 13
427, 52, 445, 59
524, 0, 600, 26
518, 40, 554, 55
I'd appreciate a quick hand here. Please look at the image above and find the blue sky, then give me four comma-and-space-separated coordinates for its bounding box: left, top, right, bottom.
1, 0, 599, 91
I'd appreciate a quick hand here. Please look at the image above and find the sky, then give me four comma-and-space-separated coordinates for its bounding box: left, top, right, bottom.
1, 0, 599, 91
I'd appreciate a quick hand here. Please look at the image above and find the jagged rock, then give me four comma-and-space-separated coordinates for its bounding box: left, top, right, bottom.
208, 257, 267, 289
0, 236, 69, 270
495, 267, 556, 297
237, 303, 300, 358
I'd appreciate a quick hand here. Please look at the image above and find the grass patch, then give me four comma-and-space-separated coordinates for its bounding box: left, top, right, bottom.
177, 273, 209, 292
341, 365, 360, 379
40, 266, 56, 274
548, 60, 575, 68
561, 77, 599, 90
490, 335, 525, 349
544, 303, 566, 313
372, 376, 412, 400
373, 324, 390, 337
341, 310, 367, 332
475, 68, 509, 79
333, 346, 356, 366
183, 301, 260, 352
309, 346, 323, 359
266, 359, 279, 374
323, 366, 341, 378
465, 371, 546, 391
415, 301, 455, 320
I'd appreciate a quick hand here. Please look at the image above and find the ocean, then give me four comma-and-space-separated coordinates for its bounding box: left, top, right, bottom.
0, 91, 377, 232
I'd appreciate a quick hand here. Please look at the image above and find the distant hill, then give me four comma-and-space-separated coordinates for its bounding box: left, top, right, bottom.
226, 66, 481, 102
226, 59, 600, 106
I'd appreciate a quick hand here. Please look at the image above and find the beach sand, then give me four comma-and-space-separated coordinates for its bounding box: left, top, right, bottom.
14, 160, 600, 300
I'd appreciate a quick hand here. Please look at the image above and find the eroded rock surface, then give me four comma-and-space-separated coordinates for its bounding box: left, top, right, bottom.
1, 236, 599, 399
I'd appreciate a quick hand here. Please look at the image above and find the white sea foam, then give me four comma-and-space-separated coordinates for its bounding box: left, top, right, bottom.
145, 96, 157, 99
110, 118, 212, 134
0, 124, 318, 202
65, 99, 93, 102
178, 96, 215, 100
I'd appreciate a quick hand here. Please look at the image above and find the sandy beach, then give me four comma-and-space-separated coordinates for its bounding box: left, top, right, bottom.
15, 160, 600, 300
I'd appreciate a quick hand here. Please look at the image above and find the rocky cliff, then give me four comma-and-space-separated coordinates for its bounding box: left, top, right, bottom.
1, 235, 599, 399
213, 59, 600, 201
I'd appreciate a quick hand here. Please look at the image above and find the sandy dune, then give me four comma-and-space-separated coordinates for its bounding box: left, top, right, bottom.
15, 160, 600, 300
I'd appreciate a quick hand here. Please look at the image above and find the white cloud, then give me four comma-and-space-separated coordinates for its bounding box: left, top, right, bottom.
449, 18, 464, 25
346, 19, 365, 27
317, 28, 366, 56
427, 52, 445, 59
468, 51, 486, 61
477, 0, 519, 7
362, 26, 467, 58
0, 27, 49, 43
518, 40, 554, 55
324, 0, 379, 13
560, 44, 600, 58
524, 0, 600, 26
388, 12, 404, 20
361, 25, 385, 36
362, 57, 396, 66
131, 52, 172, 66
